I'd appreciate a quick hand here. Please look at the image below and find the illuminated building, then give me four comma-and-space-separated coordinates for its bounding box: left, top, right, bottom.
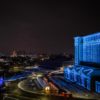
0, 70, 4, 92
64, 32, 100, 93
0, 77, 3, 87
64, 65, 100, 93
74, 32, 100, 66
11, 50, 17, 57
96, 81, 100, 93
74, 37, 83, 65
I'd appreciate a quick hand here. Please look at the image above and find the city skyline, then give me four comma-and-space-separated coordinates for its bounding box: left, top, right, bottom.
0, 1, 100, 54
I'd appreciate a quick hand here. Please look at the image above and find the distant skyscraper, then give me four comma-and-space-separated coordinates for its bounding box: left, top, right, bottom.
11, 50, 17, 57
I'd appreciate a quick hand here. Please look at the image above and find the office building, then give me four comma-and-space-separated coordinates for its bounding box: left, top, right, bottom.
74, 32, 100, 66
64, 32, 100, 93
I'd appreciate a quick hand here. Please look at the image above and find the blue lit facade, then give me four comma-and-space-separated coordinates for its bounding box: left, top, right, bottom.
0, 77, 4, 92
74, 37, 83, 65
0, 70, 4, 92
64, 66, 100, 92
0, 77, 3, 86
64, 32, 100, 93
96, 81, 100, 93
75, 32, 100, 65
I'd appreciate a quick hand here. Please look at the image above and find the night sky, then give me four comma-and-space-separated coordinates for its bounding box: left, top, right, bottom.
0, 1, 100, 54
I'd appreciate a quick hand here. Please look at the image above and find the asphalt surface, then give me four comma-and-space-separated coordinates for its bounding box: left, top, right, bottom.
50, 76, 100, 100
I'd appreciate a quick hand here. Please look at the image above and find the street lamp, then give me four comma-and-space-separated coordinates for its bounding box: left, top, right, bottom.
45, 86, 50, 91
44, 86, 51, 95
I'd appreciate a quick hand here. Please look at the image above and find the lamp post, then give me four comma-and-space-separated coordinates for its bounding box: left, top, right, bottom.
44, 86, 50, 95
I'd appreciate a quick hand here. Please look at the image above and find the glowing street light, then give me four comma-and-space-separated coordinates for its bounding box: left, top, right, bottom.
45, 86, 50, 91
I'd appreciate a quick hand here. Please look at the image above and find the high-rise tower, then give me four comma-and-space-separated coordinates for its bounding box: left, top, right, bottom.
11, 50, 17, 57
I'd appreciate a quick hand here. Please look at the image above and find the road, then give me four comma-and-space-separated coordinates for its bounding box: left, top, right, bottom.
2, 68, 99, 100
49, 76, 100, 100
